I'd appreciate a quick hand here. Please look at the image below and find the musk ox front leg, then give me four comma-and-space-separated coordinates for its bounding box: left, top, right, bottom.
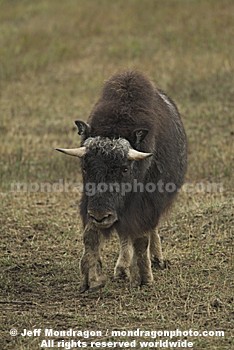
150, 229, 168, 269
132, 235, 153, 286
79, 227, 106, 293
114, 234, 133, 280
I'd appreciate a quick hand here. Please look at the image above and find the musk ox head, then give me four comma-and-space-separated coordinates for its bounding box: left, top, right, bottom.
56, 123, 152, 229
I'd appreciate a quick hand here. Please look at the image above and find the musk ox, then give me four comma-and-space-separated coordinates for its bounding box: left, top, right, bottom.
56, 70, 187, 292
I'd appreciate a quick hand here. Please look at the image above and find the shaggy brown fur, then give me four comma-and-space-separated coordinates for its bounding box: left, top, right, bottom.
61, 71, 187, 292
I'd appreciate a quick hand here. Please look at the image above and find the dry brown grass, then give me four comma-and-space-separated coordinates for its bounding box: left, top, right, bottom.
0, 1, 233, 349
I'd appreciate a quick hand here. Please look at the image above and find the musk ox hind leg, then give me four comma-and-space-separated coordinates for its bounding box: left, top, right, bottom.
150, 229, 169, 269
132, 235, 153, 287
114, 234, 133, 281
79, 226, 106, 293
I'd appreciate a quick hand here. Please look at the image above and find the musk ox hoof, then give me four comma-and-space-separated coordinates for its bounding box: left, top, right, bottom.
140, 281, 154, 289
140, 276, 154, 286
79, 282, 89, 294
130, 276, 154, 288
151, 258, 171, 270
79, 276, 107, 293
114, 266, 131, 281
89, 277, 107, 292
130, 280, 141, 288
131, 281, 154, 289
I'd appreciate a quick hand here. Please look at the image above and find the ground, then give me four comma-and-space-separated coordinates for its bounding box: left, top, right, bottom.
0, 1, 233, 349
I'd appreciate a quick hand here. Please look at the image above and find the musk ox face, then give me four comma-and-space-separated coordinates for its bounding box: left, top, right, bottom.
82, 137, 133, 229
56, 135, 152, 229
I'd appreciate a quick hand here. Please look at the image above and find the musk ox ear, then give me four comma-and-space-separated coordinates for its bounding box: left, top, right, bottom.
75, 120, 90, 138
55, 147, 86, 158
133, 128, 149, 146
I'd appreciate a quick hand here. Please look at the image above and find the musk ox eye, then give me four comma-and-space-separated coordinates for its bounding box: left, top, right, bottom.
122, 167, 128, 174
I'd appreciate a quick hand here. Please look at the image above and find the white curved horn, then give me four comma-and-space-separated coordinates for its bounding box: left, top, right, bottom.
55, 147, 86, 158
128, 148, 153, 161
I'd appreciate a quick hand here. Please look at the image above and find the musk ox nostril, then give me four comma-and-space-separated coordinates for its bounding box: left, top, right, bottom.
88, 210, 115, 224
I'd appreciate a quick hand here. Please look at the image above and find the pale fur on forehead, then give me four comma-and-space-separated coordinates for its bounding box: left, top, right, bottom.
84, 136, 130, 158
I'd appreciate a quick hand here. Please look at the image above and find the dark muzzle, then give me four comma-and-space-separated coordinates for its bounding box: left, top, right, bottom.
88, 209, 118, 228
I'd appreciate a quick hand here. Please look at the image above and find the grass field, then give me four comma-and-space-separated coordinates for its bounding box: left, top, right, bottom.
0, 1, 233, 349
